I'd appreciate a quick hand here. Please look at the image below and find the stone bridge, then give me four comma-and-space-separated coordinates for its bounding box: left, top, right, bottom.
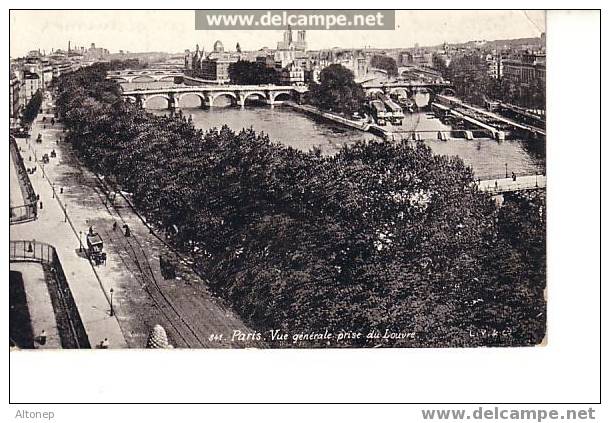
121, 85, 309, 109
361, 81, 456, 98
107, 69, 184, 84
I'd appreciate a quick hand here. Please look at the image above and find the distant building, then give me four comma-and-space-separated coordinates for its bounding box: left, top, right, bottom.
84, 43, 109, 61
185, 40, 240, 84
20, 71, 41, 105
279, 62, 304, 85
485, 54, 503, 79
277, 26, 307, 51
10, 70, 21, 126
503, 52, 545, 86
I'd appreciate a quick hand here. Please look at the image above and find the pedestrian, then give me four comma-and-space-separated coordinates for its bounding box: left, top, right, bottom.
100, 338, 110, 349
37, 330, 47, 346
39, 201, 43, 209
112, 221, 117, 231
511, 172, 516, 182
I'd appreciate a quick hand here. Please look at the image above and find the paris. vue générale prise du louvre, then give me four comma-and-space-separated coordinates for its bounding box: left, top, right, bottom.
9, 10, 546, 350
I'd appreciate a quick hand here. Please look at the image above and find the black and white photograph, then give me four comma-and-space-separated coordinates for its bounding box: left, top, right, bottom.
5, 5, 602, 413
9, 10, 548, 350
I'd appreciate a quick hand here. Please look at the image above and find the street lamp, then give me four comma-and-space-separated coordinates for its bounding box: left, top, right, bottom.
79, 231, 83, 252
109, 288, 114, 316
505, 163, 508, 179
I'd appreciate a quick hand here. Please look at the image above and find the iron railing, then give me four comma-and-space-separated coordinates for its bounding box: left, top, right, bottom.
9, 240, 91, 349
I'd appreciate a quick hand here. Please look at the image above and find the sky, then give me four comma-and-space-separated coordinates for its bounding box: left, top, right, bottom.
9, 10, 545, 57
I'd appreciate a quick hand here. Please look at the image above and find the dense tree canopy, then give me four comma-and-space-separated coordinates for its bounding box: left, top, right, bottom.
371, 54, 398, 76
229, 60, 279, 85
55, 63, 546, 347
307, 64, 366, 117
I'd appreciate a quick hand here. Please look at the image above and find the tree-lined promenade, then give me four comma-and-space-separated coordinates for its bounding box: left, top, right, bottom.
55, 62, 545, 347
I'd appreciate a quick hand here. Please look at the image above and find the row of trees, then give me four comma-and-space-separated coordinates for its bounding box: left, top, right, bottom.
433, 52, 546, 110
55, 62, 546, 347
20, 89, 43, 127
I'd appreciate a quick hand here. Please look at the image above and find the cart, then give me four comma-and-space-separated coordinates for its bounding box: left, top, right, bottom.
86, 232, 106, 265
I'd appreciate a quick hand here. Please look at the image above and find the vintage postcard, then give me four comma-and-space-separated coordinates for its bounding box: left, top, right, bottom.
9, 10, 547, 349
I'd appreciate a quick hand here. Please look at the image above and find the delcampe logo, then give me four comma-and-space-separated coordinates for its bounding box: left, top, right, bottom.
195, 10, 395, 30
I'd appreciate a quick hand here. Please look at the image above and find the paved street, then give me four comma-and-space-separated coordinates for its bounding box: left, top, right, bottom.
11, 95, 263, 348
10, 119, 128, 349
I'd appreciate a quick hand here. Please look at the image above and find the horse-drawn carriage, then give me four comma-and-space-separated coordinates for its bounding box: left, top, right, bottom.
86, 231, 106, 265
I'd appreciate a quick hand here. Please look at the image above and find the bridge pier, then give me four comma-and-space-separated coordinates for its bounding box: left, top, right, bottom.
464, 130, 474, 140
494, 131, 506, 141
167, 93, 177, 111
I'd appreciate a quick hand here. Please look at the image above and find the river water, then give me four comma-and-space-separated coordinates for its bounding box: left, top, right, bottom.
135, 83, 545, 180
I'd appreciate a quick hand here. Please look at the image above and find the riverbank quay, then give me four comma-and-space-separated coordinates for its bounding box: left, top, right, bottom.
11, 115, 128, 349
284, 101, 371, 132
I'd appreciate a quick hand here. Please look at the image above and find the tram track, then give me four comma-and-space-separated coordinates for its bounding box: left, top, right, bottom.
87, 178, 207, 348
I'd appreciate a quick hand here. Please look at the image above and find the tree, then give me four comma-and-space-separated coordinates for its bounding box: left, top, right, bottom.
228, 61, 279, 85
307, 64, 365, 116
432, 53, 449, 78
371, 54, 398, 76
20, 89, 43, 126
54, 62, 546, 348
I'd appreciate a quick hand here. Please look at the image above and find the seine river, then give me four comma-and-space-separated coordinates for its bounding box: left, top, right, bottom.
136, 83, 545, 180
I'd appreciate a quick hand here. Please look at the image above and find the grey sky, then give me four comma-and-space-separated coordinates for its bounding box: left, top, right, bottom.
10, 10, 545, 57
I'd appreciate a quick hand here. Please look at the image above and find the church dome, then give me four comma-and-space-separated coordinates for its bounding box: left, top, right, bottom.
213, 40, 224, 53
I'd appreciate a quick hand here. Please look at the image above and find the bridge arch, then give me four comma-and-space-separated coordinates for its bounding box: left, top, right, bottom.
389, 87, 409, 98
209, 92, 237, 107
159, 75, 177, 82
177, 92, 206, 108
143, 94, 171, 109
269, 91, 292, 102
242, 91, 268, 104
440, 88, 456, 97
365, 88, 385, 97
132, 75, 155, 83
112, 77, 129, 84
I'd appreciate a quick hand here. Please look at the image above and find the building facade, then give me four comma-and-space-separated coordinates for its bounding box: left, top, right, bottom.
503, 52, 546, 86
